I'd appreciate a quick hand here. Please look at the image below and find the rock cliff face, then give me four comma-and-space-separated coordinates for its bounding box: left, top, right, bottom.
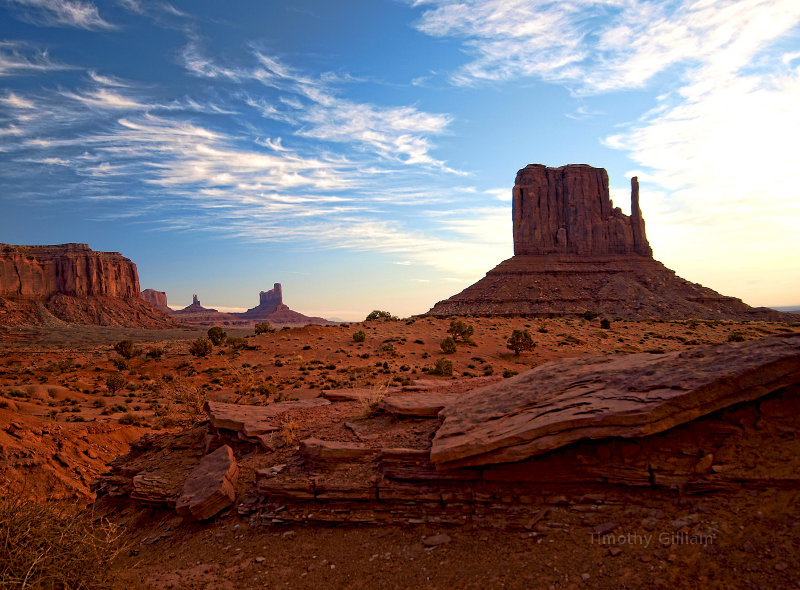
0, 243, 178, 328
141, 289, 170, 312
513, 164, 651, 257
0, 243, 139, 298
427, 164, 794, 320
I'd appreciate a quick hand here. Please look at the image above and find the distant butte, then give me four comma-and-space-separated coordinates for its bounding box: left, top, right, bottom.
162, 283, 330, 327
0, 243, 178, 328
427, 164, 794, 320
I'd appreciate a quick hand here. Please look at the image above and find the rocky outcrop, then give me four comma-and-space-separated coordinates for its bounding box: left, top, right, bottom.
0, 243, 179, 327
431, 333, 800, 469
513, 165, 650, 257
0, 243, 139, 298
174, 294, 218, 314
140, 288, 170, 312
427, 164, 796, 321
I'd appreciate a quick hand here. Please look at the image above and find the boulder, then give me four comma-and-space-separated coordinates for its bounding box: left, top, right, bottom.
431, 334, 800, 469
175, 445, 238, 521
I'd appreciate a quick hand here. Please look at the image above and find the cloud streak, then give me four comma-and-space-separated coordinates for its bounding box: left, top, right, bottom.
4, 0, 115, 30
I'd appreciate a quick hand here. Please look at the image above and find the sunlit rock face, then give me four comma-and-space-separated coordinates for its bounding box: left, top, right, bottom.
426, 164, 791, 321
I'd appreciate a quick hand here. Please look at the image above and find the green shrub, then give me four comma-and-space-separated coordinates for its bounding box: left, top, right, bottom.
583, 310, 599, 321
365, 310, 396, 321
353, 330, 366, 343
145, 347, 165, 360
507, 330, 535, 356
228, 336, 248, 350
432, 358, 453, 376
440, 336, 457, 354
600, 318, 611, 329
254, 322, 276, 335
189, 337, 213, 357
448, 320, 475, 343
727, 331, 746, 342
105, 373, 127, 394
207, 326, 227, 346
113, 339, 141, 359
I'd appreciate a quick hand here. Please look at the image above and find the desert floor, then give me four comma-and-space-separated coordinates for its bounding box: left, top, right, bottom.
2, 315, 799, 588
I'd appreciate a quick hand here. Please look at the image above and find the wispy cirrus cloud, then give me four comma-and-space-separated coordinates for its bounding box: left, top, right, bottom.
4, 0, 115, 30
183, 43, 457, 171
0, 41, 73, 76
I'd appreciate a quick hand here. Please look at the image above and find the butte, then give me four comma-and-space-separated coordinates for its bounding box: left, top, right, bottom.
427, 164, 789, 320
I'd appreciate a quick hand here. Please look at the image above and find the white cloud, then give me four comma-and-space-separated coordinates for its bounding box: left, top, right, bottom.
0, 41, 72, 76
1, 91, 35, 108
5, 0, 116, 30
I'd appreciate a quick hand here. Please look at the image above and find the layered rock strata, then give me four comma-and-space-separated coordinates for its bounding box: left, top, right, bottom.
140, 289, 170, 312
0, 243, 178, 327
427, 164, 792, 320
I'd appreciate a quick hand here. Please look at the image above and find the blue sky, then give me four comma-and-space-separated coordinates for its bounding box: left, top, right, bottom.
1, 0, 799, 320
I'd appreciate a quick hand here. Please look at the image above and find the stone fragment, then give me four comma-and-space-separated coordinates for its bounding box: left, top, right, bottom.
299, 438, 380, 463
175, 445, 238, 521
379, 393, 452, 418
422, 534, 451, 547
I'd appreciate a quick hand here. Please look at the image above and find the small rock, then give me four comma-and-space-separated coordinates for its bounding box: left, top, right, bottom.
255, 557, 266, 563
581, 573, 590, 581
282, 531, 297, 539
593, 521, 618, 536
741, 540, 756, 554
422, 534, 451, 547
774, 561, 788, 572
608, 547, 622, 557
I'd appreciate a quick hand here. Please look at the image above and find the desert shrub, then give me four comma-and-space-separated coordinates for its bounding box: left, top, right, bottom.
353, 330, 366, 343
432, 358, 453, 377
189, 337, 213, 357
507, 330, 535, 356
113, 339, 141, 359
448, 320, 475, 343
254, 322, 276, 335
0, 495, 122, 589
145, 347, 165, 360
105, 373, 127, 394
254, 383, 278, 398
207, 326, 227, 346
503, 368, 519, 378
118, 412, 145, 426
483, 364, 494, 376
365, 310, 396, 321
227, 336, 248, 350
727, 331, 746, 342
600, 318, 612, 329
440, 336, 457, 354
380, 342, 396, 354
159, 378, 207, 425
358, 385, 386, 418
48, 359, 75, 373
583, 310, 599, 321
111, 358, 129, 371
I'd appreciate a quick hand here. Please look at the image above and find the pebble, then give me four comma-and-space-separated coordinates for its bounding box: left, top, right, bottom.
422, 534, 452, 547
581, 573, 590, 581
255, 557, 265, 563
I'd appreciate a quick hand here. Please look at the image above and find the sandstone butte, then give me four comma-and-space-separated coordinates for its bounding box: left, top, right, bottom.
0, 243, 178, 328
426, 164, 792, 320
169, 283, 331, 327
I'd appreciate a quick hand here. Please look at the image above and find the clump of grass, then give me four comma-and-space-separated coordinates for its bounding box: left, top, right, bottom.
0, 495, 122, 589
358, 384, 386, 418
280, 416, 299, 446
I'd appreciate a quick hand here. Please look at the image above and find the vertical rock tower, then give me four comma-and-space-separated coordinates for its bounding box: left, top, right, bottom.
426, 164, 786, 320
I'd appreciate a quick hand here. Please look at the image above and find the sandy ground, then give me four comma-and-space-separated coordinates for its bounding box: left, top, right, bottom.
2, 315, 799, 587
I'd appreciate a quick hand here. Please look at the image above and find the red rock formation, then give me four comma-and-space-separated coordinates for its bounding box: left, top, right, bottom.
174, 294, 218, 314
0, 243, 178, 327
0, 243, 139, 298
513, 164, 651, 257
427, 164, 795, 321
140, 288, 170, 312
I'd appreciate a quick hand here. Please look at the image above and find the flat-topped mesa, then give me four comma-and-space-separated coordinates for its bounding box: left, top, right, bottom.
141, 288, 170, 312
0, 242, 140, 299
513, 164, 651, 257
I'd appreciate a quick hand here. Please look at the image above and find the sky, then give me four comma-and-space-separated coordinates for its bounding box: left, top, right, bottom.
1, 0, 799, 320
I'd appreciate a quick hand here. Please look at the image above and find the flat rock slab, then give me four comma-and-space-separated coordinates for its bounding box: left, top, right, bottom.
175, 445, 238, 521
380, 393, 454, 418
204, 399, 330, 437
431, 335, 800, 469
322, 388, 400, 402
300, 437, 380, 463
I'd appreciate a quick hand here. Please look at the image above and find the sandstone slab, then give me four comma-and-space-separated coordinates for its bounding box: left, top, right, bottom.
299, 437, 380, 464
175, 445, 238, 521
431, 335, 800, 469
204, 399, 330, 437
322, 387, 400, 402
380, 393, 453, 418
